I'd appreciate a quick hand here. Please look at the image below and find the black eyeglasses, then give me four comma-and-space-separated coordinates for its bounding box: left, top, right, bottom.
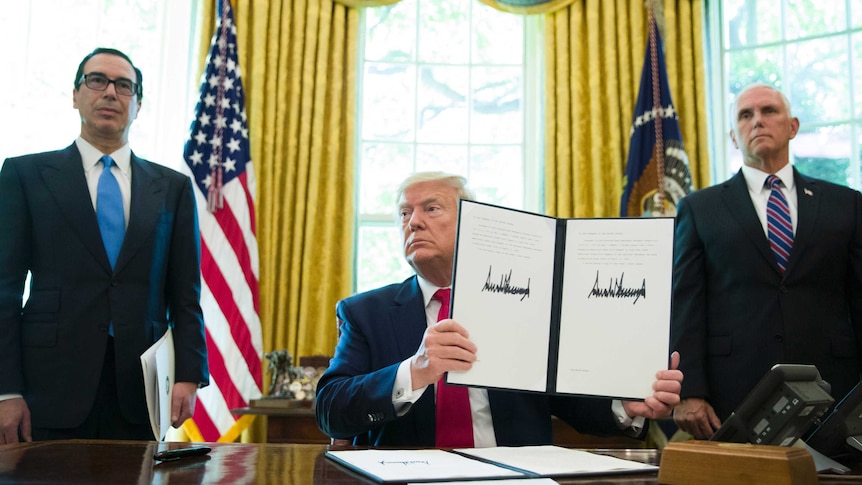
79, 73, 139, 97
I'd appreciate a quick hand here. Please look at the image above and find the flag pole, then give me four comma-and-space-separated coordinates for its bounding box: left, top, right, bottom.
648, 0, 667, 215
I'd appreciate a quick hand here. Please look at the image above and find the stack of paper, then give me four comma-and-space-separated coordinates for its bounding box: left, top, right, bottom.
326, 445, 657, 483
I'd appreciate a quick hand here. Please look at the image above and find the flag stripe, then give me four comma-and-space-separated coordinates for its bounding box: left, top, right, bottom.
203, 322, 247, 414
212, 187, 261, 315
201, 240, 262, 387
191, 395, 220, 443
200, 277, 263, 398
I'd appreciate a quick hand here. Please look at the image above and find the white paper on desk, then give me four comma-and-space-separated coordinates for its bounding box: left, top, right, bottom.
555, 218, 673, 399
455, 445, 658, 476
326, 449, 523, 483
449, 200, 558, 392
140, 327, 174, 441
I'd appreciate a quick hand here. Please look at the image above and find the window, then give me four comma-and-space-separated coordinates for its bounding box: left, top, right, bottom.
355, 0, 543, 293
710, 0, 862, 188
0, 0, 201, 173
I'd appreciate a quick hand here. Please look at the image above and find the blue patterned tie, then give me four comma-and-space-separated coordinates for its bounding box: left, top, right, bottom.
765, 175, 793, 273
97, 155, 125, 269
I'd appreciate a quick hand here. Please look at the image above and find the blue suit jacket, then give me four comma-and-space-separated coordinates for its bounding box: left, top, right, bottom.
315, 276, 632, 447
671, 168, 862, 420
0, 143, 209, 429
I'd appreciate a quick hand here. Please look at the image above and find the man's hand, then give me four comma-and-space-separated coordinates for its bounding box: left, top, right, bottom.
410, 319, 478, 390
673, 397, 721, 439
622, 351, 683, 419
170, 382, 199, 429
0, 398, 31, 444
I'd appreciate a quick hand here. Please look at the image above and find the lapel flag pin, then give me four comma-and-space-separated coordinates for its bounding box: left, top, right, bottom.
804, 188, 813, 196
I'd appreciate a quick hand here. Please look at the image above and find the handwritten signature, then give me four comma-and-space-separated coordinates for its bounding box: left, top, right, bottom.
588, 271, 646, 304
378, 460, 431, 466
482, 266, 531, 301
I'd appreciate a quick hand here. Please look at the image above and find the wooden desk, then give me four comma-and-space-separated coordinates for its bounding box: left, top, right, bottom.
1, 440, 860, 484
232, 406, 644, 448
0, 440, 660, 484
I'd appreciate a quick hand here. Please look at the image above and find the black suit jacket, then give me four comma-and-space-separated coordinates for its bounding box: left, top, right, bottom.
315, 276, 630, 447
671, 168, 862, 420
0, 143, 209, 429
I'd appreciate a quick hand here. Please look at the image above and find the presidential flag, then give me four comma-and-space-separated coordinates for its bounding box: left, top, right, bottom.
620, 17, 692, 217
182, 0, 263, 442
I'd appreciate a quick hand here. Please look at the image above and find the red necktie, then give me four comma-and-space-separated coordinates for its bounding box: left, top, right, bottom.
433, 288, 474, 448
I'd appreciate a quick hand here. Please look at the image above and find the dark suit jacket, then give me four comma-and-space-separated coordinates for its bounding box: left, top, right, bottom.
671, 168, 862, 420
315, 276, 632, 447
0, 143, 209, 429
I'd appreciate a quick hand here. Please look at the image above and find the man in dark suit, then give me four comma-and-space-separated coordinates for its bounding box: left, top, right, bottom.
0, 47, 209, 444
671, 83, 862, 439
315, 172, 683, 447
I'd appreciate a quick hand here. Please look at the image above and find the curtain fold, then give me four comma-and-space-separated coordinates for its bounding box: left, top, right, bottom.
545, 0, 708, 218
200, 0, 357, 379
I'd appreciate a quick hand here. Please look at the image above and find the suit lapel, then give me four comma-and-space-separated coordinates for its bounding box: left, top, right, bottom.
391, 276, 436, 443
785, 168, 818, 276
722, 171, 780, 273
391, 277, 428, 358
114, 154, 167, 273
40, 144, 112, 272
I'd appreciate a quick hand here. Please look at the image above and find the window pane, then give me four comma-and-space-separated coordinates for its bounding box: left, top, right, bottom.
470, 145, 523, 207
854, 0, 862, 27
723, 0, 781, 49
471, 66, 523, 144
363, 63, 417, 141
418, 0, 469, 64
473, 6, 523, 64
727, 47, 783, 95
416, 144, 469, 174
417, 66, 469, 143
787, 39, 849, 123
365, 1, 416, 63
853, 33, 862, 118
356, 225, 414, 293
786, 0, 846, 40
359, 142, 415, 214
794, 126, 851, 186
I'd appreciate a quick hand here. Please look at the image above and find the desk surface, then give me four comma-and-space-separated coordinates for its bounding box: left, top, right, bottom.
1, 440, 859, 484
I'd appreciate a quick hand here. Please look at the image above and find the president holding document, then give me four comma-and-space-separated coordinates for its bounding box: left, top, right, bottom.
315, 171, 682, 448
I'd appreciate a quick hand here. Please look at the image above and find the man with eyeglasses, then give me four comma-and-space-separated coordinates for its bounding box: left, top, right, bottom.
0, 47, 209, 443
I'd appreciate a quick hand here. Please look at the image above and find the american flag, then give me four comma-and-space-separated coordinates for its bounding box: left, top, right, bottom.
182, 0, 263, 443
620, 14, 692, 217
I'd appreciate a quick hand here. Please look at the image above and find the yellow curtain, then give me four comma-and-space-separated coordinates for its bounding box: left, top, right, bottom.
200, 0, 357, 372
545, 0, 709, 218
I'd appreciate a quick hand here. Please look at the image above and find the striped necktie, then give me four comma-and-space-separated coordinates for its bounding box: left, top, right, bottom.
765, 174, 793, 273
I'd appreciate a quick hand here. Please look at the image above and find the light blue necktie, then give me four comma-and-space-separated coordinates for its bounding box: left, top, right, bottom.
97, 155, 125, 269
